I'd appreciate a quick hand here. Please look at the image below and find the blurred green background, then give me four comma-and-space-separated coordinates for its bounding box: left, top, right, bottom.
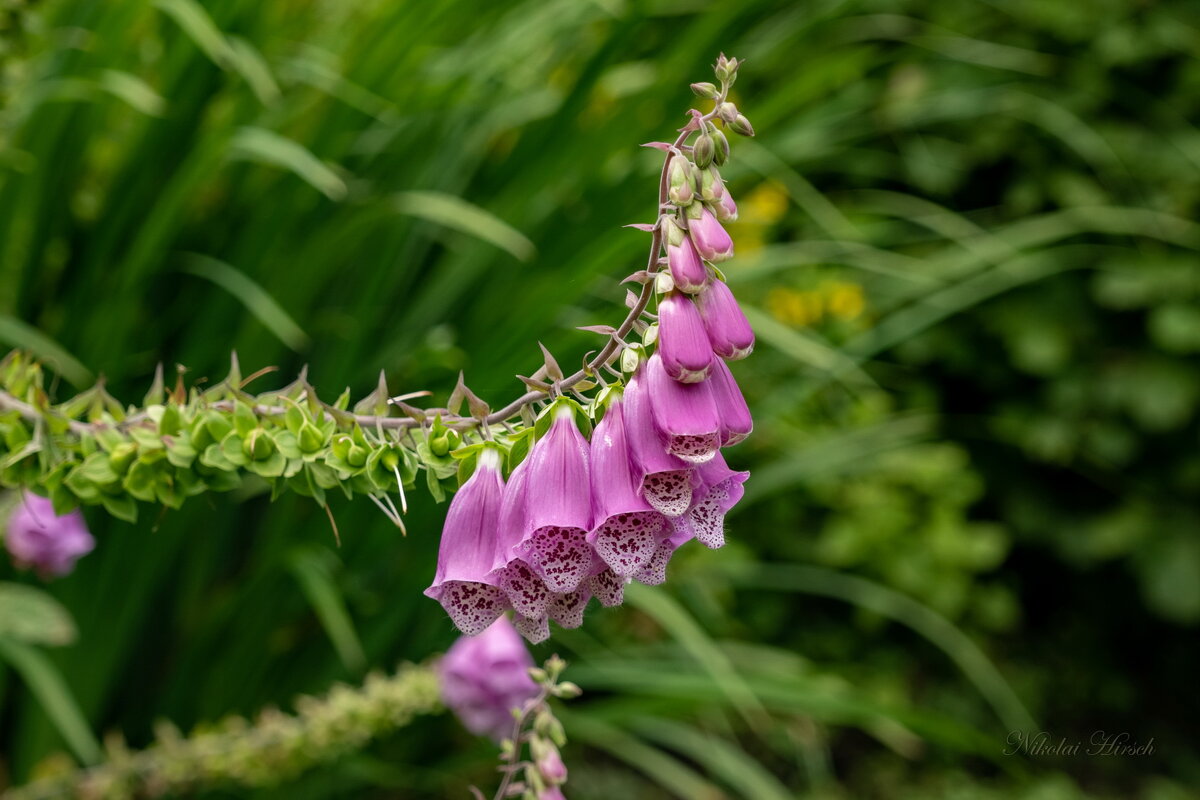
2, 0, 1199, 797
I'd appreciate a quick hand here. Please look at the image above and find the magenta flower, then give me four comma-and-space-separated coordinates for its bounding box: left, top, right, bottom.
674, 452, 749, 549
665, 220, 708, 294
623, 368, 697, 517
645, 353, 721, 465
491, 458, 552, 624
547, 588, 590, 630
587, 562, 627, 607
5, 494, 94, 577
688, 206, 734, 263
696, 279, 754, 360
586, 395, 670, 576
656, 293, 713, 383
511, 405, 593, 593
424, 448, 510, 635
439, 616, 538, 741
708, 358, 752, 446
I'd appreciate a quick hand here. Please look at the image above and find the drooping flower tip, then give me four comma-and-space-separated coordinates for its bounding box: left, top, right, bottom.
688, 205, 734, 263
656, 292, 713, 384
513, 404, 594, 593
425, 447, 509, 635
696, 278, 754, 360
664, 219, 708, 294
645, 353, 721, 465
4, 493, 94, 577
439, 616, 539, 741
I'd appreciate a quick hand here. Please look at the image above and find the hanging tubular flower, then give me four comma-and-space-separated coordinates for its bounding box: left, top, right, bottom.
687, 203, 734, 262
664, 217, 708, 294
491, 457, 552, 626
586, 394, 669, 577
712, 185, 738, 222
439, 615, 539, 741
675, 451, 749, 550
5, 493, 94, 577
696, 278, 754, 360
512, 404, 593, 593
623, 368, 697, 517
656, 292, 713, 384
645, 353, 721, 465
423, 448, 510, 635
708, 357, 753, 446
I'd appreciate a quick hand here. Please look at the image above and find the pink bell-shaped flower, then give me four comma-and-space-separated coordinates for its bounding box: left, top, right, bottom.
423, 449, 510, 635
439, 616, 539, 741
656, 292, 713, 383
645, 353, 721, 465
623, 368, 697, 517
5, 494, 94, 578
586, 394, 670, 576
695, 278, 754, 360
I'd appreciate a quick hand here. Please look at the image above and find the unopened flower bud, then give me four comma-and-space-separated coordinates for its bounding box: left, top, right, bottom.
711, 127, 729, 166
717, 102, 738, 124
693, 133, 714, 169
699, 166, 722, 202
690, 82, 719, 99
728, 114, 755, 137
667, 156, 695, 206
243, 428, 275, 461
347, 444, 368, 467
555, 681, 582, 698
298, 421, 324, 453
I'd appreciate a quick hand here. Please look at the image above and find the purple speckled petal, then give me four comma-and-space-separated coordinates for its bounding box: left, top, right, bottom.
587, 567, 627, 607
634, 526, 694, 586
645, 353, 721, 464
623, 369, 697, 516
513, 613, 550, 644
686, 452, 749, 549
587, 396, 671, 575
425, 449, 510, 633
547, 588, 591, 629
514, 405, 593, 592
489, 457, 552, 617
657, 293, 713, 383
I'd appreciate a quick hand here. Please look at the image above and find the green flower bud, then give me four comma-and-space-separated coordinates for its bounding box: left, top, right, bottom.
243, 428, 276, 461
717, 102, 738, 124
667, 156, 695, 205
298, 422, 324, 454
699, 166, 722, 202
693, 133, 714, 169
690, 82, 719, 99
711, 127, 729, 166
430, 434, 450, 457
347, 444, 368, 468
109, 442, 137, 476
728, 114, 755, 137
445, 429, 462, 450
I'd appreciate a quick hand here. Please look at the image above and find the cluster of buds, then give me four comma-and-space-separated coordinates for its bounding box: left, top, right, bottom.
425, 55, 755, 643
440, 618, 577, 800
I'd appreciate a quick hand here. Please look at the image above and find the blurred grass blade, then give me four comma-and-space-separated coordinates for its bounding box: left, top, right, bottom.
0, 638, 101, 765
154, 0, 237, 67
97, 71, 166, 117
0, 583, 78, 647
714, 563, 1038, 735
631, 716, 794, 800
227, 37, 282, 105
392, 191, 536, 261
741, 304, 877, 388
287, 548, 366, 674
180, 254, 310, 352
229, 127, 347, 200
624, 583, 768, 730
558, 710, 725, 800
0, 315, 92, 387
